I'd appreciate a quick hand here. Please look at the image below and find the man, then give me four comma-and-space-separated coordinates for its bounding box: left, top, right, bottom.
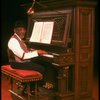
8, 20, 47, 94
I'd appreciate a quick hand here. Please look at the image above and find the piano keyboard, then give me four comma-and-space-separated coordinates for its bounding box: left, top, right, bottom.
42, 54, 54, 58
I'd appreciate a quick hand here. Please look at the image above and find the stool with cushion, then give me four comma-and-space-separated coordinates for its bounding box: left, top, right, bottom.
1, 65, 43, 100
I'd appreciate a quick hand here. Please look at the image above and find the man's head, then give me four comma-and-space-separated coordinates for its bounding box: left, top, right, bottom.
14, 20, 27, 39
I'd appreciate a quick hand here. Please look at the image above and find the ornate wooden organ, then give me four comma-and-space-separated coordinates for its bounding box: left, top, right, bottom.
24, 0, 97, 100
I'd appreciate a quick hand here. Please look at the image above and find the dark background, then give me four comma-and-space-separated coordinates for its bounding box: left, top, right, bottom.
1, 0, 30, 65
1, 0, 99, 76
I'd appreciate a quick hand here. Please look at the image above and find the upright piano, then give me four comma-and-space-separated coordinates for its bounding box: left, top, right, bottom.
24, 0, 97, 100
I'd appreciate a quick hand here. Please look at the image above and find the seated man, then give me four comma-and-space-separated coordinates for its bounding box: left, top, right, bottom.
8, 20, 47, 95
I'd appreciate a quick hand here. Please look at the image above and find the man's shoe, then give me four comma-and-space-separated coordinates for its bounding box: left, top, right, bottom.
43, 82, 53, 89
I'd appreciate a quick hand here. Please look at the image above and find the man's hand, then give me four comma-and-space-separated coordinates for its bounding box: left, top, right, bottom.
37, 50, 48, 55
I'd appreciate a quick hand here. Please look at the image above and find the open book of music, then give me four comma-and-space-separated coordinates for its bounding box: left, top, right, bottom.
29, 21, 54, 44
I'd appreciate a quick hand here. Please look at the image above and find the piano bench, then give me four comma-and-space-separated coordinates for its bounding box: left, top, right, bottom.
1, 65, 43, 100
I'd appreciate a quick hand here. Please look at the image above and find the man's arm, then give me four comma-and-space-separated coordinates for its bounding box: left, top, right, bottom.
8, 38, 39, 60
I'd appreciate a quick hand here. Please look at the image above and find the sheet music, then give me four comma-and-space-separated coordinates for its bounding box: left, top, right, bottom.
40, 22, 54, 44
29, 21, 54, 44
29, 22, 43, 42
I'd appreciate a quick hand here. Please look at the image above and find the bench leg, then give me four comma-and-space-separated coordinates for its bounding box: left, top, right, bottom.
26, 82, 39, 100
27, 83, 31, 100
35, 81, 38, 99
10, 78, 13, 90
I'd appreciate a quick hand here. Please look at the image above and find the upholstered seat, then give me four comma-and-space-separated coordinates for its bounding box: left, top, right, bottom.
1, 65, 43, 100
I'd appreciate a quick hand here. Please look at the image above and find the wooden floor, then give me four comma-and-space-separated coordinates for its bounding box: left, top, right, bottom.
1, 74, 99, 100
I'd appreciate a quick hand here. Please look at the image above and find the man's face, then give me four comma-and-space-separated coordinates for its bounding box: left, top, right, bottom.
15, 27, 26, 39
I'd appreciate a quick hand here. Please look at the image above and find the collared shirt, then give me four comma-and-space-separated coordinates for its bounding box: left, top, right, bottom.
8, 33, 38, 60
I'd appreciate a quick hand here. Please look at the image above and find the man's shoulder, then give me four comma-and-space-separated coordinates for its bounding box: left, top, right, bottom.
9, 36, 18, 43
